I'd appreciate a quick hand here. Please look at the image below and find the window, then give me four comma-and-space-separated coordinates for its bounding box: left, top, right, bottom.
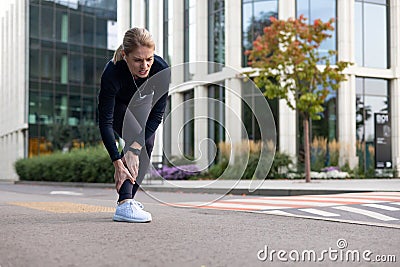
56, 10, 68, 42
83, 15, 95, 46
208, 84, 225, 163
41, 5, 54, 40
355, 0, 389, 68
208, 0, 225, 73
30, 5, 39, 38
69, 11, 82, 44
296, 0, 337, 63
184, 0, 196, 80
163, 0, 174, 65
183, 91, 195, 157
242, 0, 278, 67
356, 77, 389, 175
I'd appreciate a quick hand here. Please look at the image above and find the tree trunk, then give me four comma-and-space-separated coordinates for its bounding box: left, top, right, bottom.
303, 118, 311, 183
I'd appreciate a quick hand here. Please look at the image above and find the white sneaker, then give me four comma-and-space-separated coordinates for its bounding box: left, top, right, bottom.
113, 199, 152, 223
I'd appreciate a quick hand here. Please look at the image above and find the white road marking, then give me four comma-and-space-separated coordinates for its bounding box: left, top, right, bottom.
299, 208, 341, 217
260, 210, 295, 216
207, 202, 293, 210
50, 191, 83, 196
332, 206, 398, 221
223, 199, 345, 207
362, 203, 400, 211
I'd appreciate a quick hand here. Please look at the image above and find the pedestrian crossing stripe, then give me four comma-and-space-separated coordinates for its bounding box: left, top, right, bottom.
174, 192, 400, 224
8, 202, 114, 213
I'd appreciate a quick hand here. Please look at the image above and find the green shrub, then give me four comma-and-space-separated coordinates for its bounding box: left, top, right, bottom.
14, 146, 114, 183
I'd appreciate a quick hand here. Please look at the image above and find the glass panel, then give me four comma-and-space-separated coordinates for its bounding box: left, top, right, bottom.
364, 3, 387, 68
83, 15, 95, 46
296, 0, 309, 19
56, 10, 68, 42
242, 0, 278, 67
55, 92, 68, 124
39, 91, 54, 125
41, 49, 54, 81
83, 56, 94, 85
297, 0, 337, 63
41, 6, 54, 39
208, 0, 225, 73
82, 97, 95, 126
69, 11, 82, 44
95, 18, 107, 48
354, 2, 363, 66
30, 5, 39, 38
29, 91, 40, 124
183, 91, 194, 157
364, 78, 388, 96
30, 49, 40, 79
69, 95, 81, 126
69, 54, 82, 83
58, 54, 68, 84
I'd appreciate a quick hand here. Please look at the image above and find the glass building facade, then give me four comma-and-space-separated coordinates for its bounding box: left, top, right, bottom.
28, 0, 117, 156
355, 0, 389, 69
242, 0, 278, 67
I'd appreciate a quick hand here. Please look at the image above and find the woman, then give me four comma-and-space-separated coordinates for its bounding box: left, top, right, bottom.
98, 27, 170, 223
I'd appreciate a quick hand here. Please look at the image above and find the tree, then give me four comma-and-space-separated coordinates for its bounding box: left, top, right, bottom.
245, 15, 351, 182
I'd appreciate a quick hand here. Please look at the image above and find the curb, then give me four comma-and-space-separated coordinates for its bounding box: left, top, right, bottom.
14, 180, 375, 196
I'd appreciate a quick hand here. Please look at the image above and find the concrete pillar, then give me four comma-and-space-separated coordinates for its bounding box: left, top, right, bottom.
225, 78, 243, 146
117, 0, 131, 43
148, 0, 163, 55
131, 0, 145, 27
390, 0, 400, 176
194, 85, 209, 169
278, 0, 297, 160
196, 0, 208, 64
225, 0, 241, 69
170, 92, 184, 157
337, 0, 358, 168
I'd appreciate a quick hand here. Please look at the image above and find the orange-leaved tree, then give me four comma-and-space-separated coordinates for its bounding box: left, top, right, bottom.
245, 15, 351, 182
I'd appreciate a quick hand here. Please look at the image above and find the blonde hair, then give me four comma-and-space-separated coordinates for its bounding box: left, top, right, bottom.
112, 27, 155, 64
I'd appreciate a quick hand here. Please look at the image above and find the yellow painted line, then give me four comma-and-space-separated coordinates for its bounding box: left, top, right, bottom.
8, 202, 114, 213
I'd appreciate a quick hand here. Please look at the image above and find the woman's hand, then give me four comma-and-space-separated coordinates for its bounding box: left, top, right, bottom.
113, 159, 135, 192
123, 151, 140, 180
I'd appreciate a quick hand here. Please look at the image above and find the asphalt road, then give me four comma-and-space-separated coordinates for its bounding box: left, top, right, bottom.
0, 183, 399, 267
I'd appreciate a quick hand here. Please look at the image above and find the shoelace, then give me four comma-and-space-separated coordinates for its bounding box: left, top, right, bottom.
132, 200, 144, 210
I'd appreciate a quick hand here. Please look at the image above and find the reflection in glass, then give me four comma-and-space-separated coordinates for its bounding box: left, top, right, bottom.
356, 77, 389, 175
354, 0, 388, 68
242, 0, 278, 67
41, 50, 54, 81
208, 0, 225, 73
183, 90, 195, 157
296, 0, 337, 63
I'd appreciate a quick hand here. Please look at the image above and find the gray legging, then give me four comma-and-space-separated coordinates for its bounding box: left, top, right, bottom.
116, 92, 155, 201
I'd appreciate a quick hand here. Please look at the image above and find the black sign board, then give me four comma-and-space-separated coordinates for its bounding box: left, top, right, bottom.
374, 113, 392, 169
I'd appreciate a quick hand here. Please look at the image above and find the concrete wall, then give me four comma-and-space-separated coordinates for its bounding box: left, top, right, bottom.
0, 0, 28, 181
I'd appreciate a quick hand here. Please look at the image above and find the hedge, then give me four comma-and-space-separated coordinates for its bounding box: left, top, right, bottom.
14, 146, 114, 183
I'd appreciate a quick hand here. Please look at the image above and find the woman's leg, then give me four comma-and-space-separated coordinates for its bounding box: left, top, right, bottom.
132, 133, 155, 198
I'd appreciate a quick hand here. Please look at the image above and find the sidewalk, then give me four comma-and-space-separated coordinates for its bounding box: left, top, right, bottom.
15, 178, 400, 196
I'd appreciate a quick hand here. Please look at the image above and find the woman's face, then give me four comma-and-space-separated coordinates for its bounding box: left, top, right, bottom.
123, 46, 154, 79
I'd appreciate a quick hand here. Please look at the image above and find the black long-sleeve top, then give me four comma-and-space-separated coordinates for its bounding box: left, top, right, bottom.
98, 55, 170, 162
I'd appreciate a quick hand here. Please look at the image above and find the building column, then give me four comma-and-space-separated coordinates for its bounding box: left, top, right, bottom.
148, 0, 162, 55
131, 0, 145, 27
117, 0, 131, 42
337, 0, 358, 168
278, 0, 297, 160
225, 78, 243, 146
170, 92, 184, 157
390, 0, 400, 175
225, 0, 241, 69
194, 85, 209, 169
